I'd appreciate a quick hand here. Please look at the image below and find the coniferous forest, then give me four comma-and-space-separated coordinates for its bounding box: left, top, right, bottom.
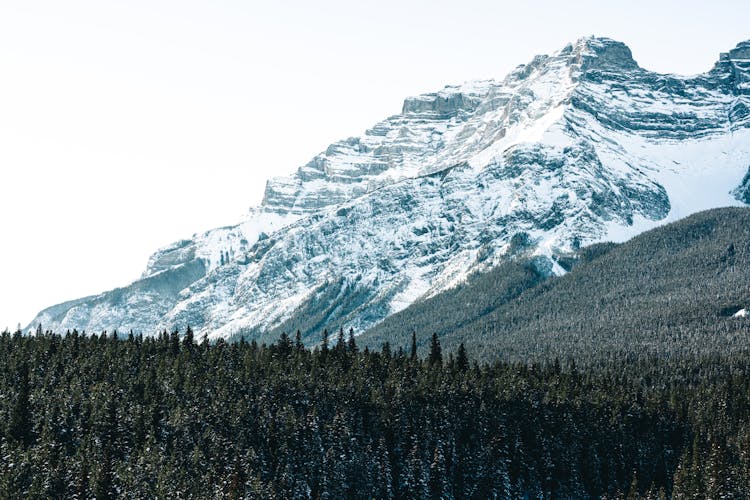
2, 327, 750, 498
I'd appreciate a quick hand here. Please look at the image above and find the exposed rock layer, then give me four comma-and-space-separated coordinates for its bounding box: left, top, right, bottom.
30, 37, 750, 340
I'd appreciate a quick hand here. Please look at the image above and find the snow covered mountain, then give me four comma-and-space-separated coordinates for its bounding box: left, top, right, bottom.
29, 37, 750, 341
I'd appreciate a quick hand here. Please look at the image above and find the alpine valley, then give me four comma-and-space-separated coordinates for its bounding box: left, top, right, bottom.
29, 37, 750, 343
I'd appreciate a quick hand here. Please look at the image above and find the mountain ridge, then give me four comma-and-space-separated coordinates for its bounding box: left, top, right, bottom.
29, 36, 750, 339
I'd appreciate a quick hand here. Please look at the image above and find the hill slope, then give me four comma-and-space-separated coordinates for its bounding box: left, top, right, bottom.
361, 207, 750, 362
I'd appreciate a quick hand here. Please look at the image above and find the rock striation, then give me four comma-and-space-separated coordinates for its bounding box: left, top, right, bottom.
29, 37, 750, 341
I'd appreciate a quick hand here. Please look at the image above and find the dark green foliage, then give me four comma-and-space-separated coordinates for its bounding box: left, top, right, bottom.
428, 333, 442, 366
295, 330, 304, 352
6, 208, 750, 497
183, 325, 194, 348
410, 330, 417, 361
362, 257, 548, 357
6, 361, 33, 446
2, 331, 750, 497
347, 328, 357, 353
244, 278, 380, 346
456, 342, 469, 372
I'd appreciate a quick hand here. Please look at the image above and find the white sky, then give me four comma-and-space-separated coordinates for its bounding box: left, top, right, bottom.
0, 0, 748, 331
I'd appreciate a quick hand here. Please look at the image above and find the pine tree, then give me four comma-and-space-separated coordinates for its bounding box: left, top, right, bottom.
428, 444, 449, 499
183, 325, 194, 348
321, 328, 329, 354
277, 332, 292, 358
169, 329, 180, 355
410, 330, 417, 361
456, 342, 469, 372
374, 438, 393, 499
705, 438, 730, 500
428, 333, 442, 367
404, 440, 428, 498
295, 330, 304, 353
336, 328, 346, 353
347, 328, 358, 353
7, 362, 33, 445
92, 453, 115, 500
382, 342, 391, 359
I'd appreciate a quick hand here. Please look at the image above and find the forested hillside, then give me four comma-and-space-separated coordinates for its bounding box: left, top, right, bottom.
6, 207, 750, 498
2, 330, 750, 498
362, 207, 750, 363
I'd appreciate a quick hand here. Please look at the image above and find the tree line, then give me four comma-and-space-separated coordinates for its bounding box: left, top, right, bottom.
363, 207, 750, 364
2, 327, 750, 498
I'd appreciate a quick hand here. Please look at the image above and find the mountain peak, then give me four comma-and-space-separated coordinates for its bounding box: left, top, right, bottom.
712, 39, 750, 96
564, 36, 639, 72
722, 40, 750, 61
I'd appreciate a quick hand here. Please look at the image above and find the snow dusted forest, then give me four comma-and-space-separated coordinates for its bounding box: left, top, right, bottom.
2, 327, 750, 498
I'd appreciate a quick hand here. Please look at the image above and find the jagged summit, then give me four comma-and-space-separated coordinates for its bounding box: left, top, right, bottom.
563, 36, 640, 72
399, 36, 638, 114
29, 37, 750, 340
713, 39, 750, 77
713, 40, 750, 95
721, 39, 750, 61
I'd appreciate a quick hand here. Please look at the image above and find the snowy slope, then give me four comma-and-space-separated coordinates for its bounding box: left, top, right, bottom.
29, 37, 750, 340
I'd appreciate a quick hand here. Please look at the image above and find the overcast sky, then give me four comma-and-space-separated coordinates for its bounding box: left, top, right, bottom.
0, 0, 748, 331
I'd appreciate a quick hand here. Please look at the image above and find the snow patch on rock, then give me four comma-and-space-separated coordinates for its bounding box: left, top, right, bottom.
29, 37, 750, 339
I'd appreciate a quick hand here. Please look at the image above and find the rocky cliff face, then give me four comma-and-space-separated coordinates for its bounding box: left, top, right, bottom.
30, 37, 750, 341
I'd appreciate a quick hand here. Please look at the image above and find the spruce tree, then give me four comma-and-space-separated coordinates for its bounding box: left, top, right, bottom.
170, 329, 180, 355
183, 325, 194, 348
7, 362, 33, 445
410, 330, 417, 361
347, 328, 358, 353
456, 342, 469, 372
428, 333, 442, 367
336, 328, 346, 353
277, 332, 292, 358
428, 444, 448, 498
382, 342, 391, 359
